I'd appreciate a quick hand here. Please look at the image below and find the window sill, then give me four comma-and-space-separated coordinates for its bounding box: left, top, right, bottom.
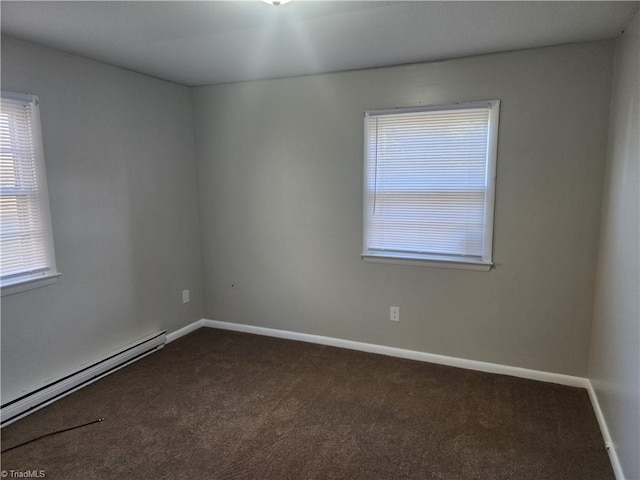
361, 254, 492, 271
1, 272, 61, 297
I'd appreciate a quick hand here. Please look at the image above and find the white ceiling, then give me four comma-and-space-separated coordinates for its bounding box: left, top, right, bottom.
1, 1, 638, 86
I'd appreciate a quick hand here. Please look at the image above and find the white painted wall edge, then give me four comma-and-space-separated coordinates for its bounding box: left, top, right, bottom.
587, 381, 625, 480
200, 319, 588, 388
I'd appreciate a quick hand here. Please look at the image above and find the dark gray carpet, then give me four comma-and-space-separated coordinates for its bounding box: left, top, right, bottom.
1, 328, 613, 479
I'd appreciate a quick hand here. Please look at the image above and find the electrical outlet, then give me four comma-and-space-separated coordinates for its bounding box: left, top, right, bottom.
182, 289, 190, 304
390, 306, 400, 322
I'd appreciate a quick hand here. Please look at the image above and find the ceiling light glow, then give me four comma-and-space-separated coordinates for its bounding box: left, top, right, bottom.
262, 0, 292, 6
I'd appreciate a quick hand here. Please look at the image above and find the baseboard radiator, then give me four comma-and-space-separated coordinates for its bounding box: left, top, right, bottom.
1, 330, 166, 427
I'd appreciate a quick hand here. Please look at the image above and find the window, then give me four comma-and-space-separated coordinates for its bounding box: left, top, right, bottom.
362, 101, 499, 271
1, 92, 59, 294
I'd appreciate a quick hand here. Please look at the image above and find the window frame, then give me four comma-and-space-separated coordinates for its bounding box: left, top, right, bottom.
1, 91, 60, 296
361, 100, 500, 271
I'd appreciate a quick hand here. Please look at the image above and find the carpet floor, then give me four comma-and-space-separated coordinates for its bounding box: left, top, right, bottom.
1, 328, 613, 479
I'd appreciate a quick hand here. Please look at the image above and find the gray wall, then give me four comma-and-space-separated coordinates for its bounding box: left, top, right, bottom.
192, 41, 614, 377
589, 11, 640, 480
1, 37, 203, 403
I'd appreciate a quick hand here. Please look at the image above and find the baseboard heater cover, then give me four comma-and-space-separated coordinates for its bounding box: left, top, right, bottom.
1, 330, 166, 427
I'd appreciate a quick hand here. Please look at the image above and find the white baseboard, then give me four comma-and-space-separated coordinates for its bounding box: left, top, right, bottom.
5, 318, 615, 476
587, 381, 625, 480
200, 319, 588, 388
201, 320, 628, 474
166, 319, 204, 343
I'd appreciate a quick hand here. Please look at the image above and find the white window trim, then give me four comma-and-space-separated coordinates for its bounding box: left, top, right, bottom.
1, 272, 61, 297
361, 100, 500, 271
1, 91, 60, 296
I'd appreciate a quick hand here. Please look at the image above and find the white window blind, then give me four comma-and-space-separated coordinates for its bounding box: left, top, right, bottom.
1, 92, 58, 289
363, 101, 499, 269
